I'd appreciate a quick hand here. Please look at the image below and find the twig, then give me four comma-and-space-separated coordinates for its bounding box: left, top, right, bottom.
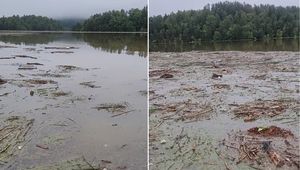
111, 110, 135, 117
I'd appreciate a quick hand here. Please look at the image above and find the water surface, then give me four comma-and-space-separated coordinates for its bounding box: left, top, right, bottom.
150, 39, 299, 52
0, 32, 147, 169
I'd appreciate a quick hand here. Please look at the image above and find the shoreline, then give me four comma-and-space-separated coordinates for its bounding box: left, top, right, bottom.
0, 30, 147, 34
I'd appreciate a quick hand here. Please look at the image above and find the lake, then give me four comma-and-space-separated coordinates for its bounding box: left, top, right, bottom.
150, 39, 299, 52
0, 32, 147, 169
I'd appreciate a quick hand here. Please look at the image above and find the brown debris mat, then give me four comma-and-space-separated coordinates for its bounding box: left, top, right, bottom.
220, 127, 299, 169
247, 126, 294, 138
233, 100, 289, 122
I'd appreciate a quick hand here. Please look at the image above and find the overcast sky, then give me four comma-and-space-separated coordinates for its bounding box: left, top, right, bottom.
0, 0, 147, 19
150, 0, 300, 16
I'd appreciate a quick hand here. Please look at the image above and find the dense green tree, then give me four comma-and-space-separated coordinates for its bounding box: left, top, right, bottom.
0, 15, 62, 30
150, 2, 299, 42
73, 7, 147, 32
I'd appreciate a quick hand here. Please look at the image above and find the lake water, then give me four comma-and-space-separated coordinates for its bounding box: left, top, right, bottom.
0, 32, 147, 169
150, 39, 299, 52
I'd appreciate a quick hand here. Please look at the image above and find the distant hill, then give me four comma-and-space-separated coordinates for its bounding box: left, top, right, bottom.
73, 7, 147, 32
150, 2, 299, 42
0, 15, 63, 31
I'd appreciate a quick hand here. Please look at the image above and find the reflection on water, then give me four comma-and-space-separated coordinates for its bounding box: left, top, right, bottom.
0, 32, 147, 57
151, 39, 299, 52
77, 34, 147, 57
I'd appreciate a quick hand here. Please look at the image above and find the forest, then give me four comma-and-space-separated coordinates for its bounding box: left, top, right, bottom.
72, 7, 147, 32
150, 2, 300, 42
0, 15, 62, 31
0, 7, 147, 32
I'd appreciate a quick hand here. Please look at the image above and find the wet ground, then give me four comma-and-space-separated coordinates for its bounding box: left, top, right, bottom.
149, 51, 300, 170
0, 32, 147, 169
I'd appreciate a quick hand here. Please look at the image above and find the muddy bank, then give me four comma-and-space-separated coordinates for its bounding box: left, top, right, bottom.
149, 51, 300, 169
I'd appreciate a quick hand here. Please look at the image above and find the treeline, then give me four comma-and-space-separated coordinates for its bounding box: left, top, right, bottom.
0, 7, 147, 32
150, 2, 300, 42
0, 15, 62, 30
73, 7, 147, 32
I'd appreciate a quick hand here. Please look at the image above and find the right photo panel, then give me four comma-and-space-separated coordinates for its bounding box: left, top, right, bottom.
149, 0, 300, 169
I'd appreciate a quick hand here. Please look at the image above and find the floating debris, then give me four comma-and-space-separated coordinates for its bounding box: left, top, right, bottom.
213, 84, 230, 90
152, 101, 213, 122
160, 74, 173, 79
0, 45, 16, 48
93, 103, 135, 117
0, 57, 16, 60
139, 90, 147, 96
52, 91, 70, 97
57, 65, 83, 72
31, 73, 70, 78
80, 81, 101, 88
150, 69, 179, 77
45, 46, 78, 50
14, 55, 37, 59
212, 73, 222, 79
25, 79, 57, 85
26, 62, 44, 66
247, 126, 294, 138
0, 91, 15, 97
36, 144, 49, 150
24, 48, 36, 51
252, 74, 267, 80
0, 116, 34, 162
220, 128, 299, 169
233, 100, 289, 122
93, 103, 128, 113
0, 78, 7, 85
51, 51, 74, 54
18, 64, 37, 70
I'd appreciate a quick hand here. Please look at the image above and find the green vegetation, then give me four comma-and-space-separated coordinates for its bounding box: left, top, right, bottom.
0, 7, 147, 32
150, 2, 300, 42
0, 15, 62, 30
73, 7, 147, 32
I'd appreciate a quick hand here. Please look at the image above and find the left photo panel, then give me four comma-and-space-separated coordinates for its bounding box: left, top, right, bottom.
0, 0, 148, 169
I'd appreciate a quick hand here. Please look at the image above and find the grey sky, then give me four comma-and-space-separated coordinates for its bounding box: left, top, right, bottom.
0, 0, 147, 19
150, 0, 300, 16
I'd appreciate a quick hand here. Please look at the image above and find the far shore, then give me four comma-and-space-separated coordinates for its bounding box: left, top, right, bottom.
0, 30, 147, 34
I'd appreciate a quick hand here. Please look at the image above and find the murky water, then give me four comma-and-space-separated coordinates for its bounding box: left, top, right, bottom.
149, 51, 299, 169
150, 39, 300, 52
0, 32, 147, 169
